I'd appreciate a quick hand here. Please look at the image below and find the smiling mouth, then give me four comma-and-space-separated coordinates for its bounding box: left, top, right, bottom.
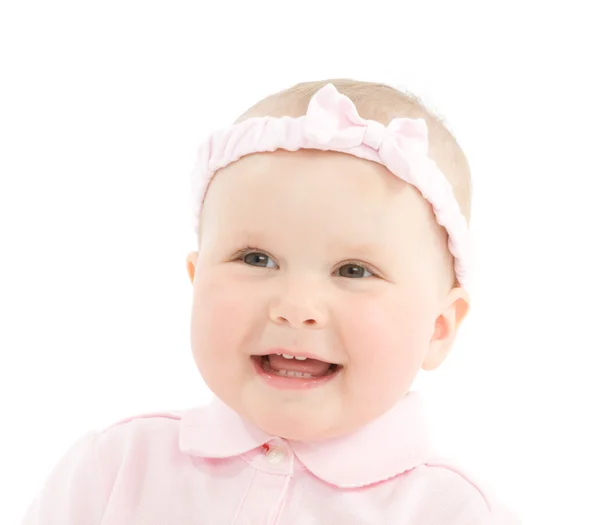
252, 354, 341, 379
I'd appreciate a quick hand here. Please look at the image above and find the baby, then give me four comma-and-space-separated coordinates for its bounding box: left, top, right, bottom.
22, 79, 519, 524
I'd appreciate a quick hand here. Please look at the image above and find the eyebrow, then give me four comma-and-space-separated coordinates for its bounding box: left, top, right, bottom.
231, 230, 388, 257
328, 241, 387, 255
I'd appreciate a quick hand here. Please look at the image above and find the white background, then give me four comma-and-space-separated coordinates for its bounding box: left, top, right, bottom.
1, 1, 599, 523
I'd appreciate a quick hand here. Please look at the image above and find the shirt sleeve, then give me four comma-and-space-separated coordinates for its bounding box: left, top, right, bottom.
21, 430, 108, 525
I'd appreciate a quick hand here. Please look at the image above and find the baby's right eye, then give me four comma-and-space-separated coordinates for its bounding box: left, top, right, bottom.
242, 252, 277, 268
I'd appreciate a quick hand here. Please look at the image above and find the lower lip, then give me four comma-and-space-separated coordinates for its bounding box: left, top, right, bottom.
252, 356, 341, 390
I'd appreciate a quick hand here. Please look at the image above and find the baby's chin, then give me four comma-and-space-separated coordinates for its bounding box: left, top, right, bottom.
252, 416, 344, 442
241, 399, 358, 442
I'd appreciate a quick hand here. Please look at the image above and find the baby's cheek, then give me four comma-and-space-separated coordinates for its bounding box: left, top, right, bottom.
192, 277, 248, 357
190, 277, 255, 395
339, 296, 424, 420
341, 295, 430, 365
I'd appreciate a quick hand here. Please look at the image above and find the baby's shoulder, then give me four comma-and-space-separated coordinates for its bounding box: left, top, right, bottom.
102, 408, 184, 431
412, 458, 519, 523
421, 457, 492, 502
94, 408, 186, 458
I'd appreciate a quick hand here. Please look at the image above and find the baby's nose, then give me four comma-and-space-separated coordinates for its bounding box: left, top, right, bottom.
269, 298, 327, 329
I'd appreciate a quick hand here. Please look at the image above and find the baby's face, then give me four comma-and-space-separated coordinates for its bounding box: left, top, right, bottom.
187, 149, 456, 441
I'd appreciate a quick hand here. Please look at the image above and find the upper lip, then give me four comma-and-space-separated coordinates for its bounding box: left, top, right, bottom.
256, 348, 340, 365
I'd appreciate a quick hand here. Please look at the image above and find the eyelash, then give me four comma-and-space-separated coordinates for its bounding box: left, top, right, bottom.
230, 245, 380, 278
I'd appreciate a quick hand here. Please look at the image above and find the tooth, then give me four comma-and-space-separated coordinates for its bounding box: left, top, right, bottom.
294, 356, 307, 361
276, 353, 282, 356
282, 354, 294, 359
273, 368, 315, 379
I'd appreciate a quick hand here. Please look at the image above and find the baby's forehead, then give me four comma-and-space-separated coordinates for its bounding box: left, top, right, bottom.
204, 149, 438, 243
212, 148, 410, 204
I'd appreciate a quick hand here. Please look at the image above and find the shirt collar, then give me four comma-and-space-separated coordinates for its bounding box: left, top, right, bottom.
179, 391, 434, 488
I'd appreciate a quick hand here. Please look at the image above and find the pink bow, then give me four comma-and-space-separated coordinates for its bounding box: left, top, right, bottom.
303, 83, 429, 157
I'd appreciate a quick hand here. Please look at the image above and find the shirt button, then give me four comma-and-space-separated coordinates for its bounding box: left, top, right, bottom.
265, 447, 286, 464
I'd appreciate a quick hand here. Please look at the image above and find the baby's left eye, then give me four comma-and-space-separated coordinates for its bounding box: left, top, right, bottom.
336, 263, 374, 279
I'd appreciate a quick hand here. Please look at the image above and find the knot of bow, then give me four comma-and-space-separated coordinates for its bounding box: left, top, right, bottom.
303, 83, 429, 157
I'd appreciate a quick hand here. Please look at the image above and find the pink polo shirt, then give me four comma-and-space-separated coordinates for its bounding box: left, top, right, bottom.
22, 391, 519, 524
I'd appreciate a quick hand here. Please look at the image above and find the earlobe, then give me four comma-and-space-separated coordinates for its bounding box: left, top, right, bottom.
422, 287, 470, 371
186, 252, 199, 284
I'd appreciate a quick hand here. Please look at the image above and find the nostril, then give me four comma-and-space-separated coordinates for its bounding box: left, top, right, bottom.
273, 315, 320, 327
275, 317, 317, 325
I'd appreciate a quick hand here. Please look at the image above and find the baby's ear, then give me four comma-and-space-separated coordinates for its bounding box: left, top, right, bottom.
422, 287, 470, 371
186, 252, 199, 283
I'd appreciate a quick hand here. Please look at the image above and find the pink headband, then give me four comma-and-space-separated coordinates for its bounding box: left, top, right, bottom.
190, 83, 470, 288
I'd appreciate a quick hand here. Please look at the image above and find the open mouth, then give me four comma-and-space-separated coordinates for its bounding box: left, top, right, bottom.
251, 354, 341, 380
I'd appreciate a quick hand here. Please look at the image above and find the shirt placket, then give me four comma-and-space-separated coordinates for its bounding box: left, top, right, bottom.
234, 438, 293, 525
